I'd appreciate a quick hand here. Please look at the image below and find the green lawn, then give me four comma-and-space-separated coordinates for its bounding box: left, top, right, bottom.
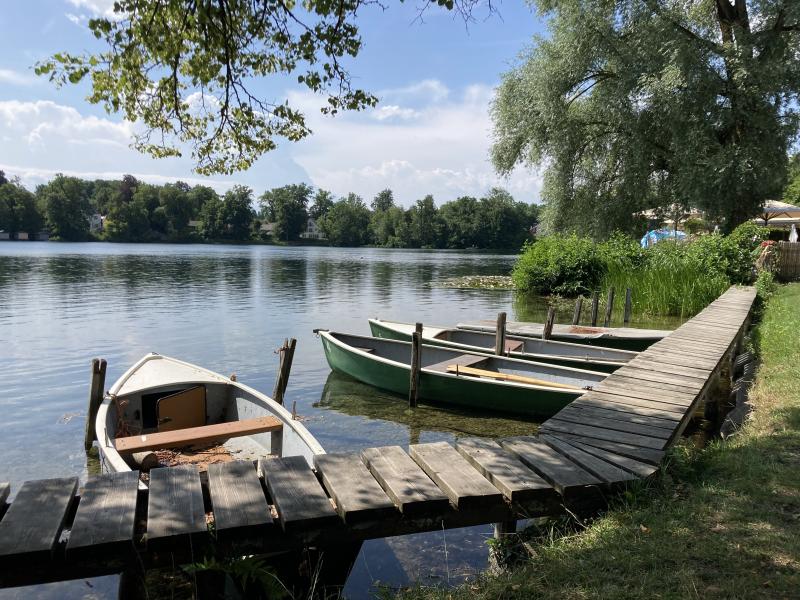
395, 284, 800, 600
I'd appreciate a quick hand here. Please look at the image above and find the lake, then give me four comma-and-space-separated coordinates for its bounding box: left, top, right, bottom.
0, 242, 676, 599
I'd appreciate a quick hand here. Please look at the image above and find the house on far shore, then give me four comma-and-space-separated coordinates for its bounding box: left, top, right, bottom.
188, 219, 202, 230
300, 217, 325, 240
88, 213, 104, 233
260, 222, 277, 237
16, 232, 29, 241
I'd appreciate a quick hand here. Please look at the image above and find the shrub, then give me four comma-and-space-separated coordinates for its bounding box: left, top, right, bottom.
683, 218, 707, 234
512, 235, 605, 296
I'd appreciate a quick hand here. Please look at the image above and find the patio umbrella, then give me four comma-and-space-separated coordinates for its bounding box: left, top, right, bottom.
640, 228, 687, 248
790, 223, 798, 243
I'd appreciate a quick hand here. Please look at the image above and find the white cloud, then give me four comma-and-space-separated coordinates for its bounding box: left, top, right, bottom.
286, 80, 542, 204
0, 69, 37, 86
371, 105, 421, 121
65, 13, 87, 26
379, 79, 450, 104
65, 0, 116, 17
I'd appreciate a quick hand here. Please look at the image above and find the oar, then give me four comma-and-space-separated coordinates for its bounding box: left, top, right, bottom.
447, 365, 581, 390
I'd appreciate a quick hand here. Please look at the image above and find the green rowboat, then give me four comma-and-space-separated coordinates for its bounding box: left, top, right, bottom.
369, 318, 637, 373
456, 320, 670, 351
318, 330, 607, 417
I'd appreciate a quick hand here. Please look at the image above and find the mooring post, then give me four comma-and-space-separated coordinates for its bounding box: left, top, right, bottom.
603, 287, 615, 328
590, 292, 599, 326
542, 307, 556, 340
572, 295, 583, 325
494, 312, 507, 355
623, 287, 633, 325
84, 357, 107, 452
409, 327, 422, 408
273, 338, 297, 405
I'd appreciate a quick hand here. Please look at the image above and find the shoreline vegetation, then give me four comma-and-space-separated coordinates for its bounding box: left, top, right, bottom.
392, 282, 800, 600
0, 172, 538, 251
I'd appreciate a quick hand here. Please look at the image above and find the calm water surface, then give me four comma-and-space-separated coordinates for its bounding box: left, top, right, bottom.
0, 242, 676, 599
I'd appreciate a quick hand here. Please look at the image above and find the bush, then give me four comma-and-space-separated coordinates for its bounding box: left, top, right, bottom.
512, 235, 605, 296
683, 218, 707, 234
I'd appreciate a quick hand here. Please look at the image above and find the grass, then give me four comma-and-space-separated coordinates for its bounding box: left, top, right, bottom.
392, 283, 800, 600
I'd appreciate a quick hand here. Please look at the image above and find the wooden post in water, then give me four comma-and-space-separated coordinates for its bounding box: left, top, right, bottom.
273, 338, 297, 405
590, 292, 599, 326
409, 324, 422, 408
494, 312, 507, 355
84, 357, 107, 452
542, 307, 556, 340
623, 287, 633, 325
603, 287, 615, 328
572, 296, 583, 325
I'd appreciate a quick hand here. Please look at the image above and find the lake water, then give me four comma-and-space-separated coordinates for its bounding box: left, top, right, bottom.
0, 242, 676, 599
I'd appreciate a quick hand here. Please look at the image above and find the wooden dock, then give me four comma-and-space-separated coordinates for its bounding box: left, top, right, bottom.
0, 286, 757, 589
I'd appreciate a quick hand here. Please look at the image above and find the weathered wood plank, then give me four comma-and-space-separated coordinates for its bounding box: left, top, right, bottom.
455, 438, 556, 504
409, 442, 504, 510
147, 465, 206, 543
558, 437, 659, 478
547, 412, 672, 440
554, 433, 665, 465
595, 380, 696, 405
260, 456, 338, 532
67, 471, 139, 554
578, 393, 685, 419
611, 368, 706, 391
626, 358, 711, 380
499, 436, 601, 496
207, 461, 272, 533
540, 419, 667, 450
558, 404, 677, 431
0, 477, 78, 559
638, 351, 719, 370
314, 453, 396, 524
360, 446, 450, 516
114, 416, 282, 454
540, 435, 637, 483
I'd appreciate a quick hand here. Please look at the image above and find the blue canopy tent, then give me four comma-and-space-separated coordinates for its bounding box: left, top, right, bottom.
640, 228, 687, 248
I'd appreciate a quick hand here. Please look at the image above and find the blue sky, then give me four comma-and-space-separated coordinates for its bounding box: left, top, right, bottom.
0, 1, 547, 206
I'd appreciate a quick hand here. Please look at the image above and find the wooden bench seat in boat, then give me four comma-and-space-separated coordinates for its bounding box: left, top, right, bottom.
425, 353, 489, 374
114, 416, 283, 454
504, 339, 525, 352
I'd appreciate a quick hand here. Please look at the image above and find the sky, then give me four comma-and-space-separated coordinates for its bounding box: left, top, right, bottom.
0, 1, 548, 207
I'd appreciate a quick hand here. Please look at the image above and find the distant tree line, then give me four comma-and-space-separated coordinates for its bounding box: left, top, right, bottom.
0, 171, 538, 249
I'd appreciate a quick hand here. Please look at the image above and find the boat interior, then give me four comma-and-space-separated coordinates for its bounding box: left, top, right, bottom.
331, 332, 607, 387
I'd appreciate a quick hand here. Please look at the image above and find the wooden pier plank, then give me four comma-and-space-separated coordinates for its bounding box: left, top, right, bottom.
207, 461, 272, 533
559, 404, 677, 432
596, 378, 698, 403
554, 433, 665, 465
147, 465, 206, 543
626, 358, 712, 380
633, 351, 719, 370
260, 456, 338, 532
540, 435, 637, 483
500, 436, 601, 496
540, 419, 667, 450
361, 446, 450, 516
580, 391, 686, 416
455, 437, 556, 504
609, 368, 706, 392
314, 453, 396, 524
556, 437, 659, 478
409, 442, 504, 510
0, 477, 78, 559
67, 471, 139, 554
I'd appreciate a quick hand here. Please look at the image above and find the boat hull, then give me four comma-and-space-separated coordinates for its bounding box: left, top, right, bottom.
369, 319, 627, 373
320, 334, 584, 417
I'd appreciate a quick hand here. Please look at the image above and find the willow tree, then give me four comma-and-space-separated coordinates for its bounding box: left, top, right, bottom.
36, 0, 482, 175
492, 1, 800, 235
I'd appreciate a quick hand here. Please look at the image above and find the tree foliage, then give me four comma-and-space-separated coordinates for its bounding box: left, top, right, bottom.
784, 153, 800, 205
318, 193, 372, 246
0, 179, 43, 234
38, 175, 92, 240
260, 184, 311, 241
492, 0, 800, 236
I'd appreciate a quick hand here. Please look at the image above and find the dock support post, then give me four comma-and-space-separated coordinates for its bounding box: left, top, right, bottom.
542, 307, 556, 340
84, 357, 107, 452
494, 312, 507, 355
409, 324, 422, 408
603, 287, 615, 328
273, 338, 297, 405
572, 296, 583, 325
590, 292, 599, 326
623, 287, 632, 325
